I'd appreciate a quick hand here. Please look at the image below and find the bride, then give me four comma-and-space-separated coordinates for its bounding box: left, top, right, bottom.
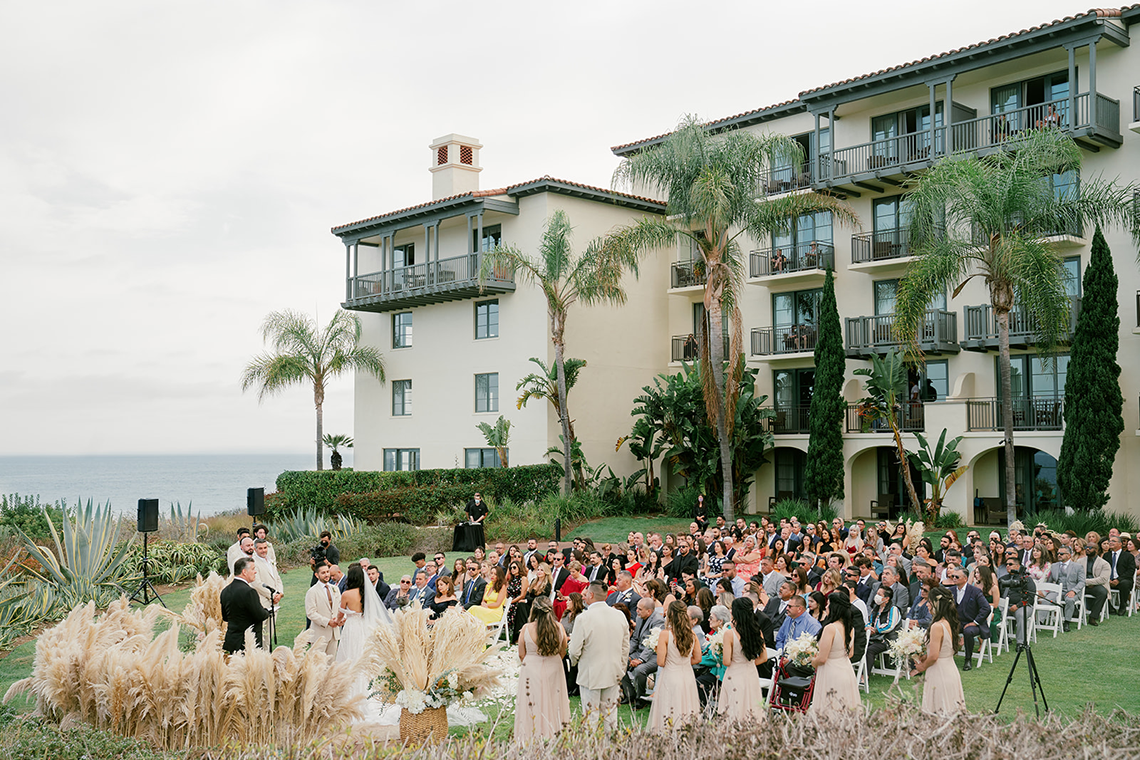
332, 565, 487, 728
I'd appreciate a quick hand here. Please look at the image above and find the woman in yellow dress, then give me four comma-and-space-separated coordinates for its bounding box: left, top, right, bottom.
469, 565, 509, 625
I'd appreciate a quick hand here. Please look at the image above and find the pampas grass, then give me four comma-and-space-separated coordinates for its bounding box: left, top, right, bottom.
4, 578, 364, 750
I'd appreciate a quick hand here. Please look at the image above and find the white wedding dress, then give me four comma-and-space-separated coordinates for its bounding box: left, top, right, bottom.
333, 583, 485, 729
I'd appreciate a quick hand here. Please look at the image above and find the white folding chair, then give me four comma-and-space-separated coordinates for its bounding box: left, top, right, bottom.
1110, 587, 1137, 618
855, 656, 868, 693
1003, 598, 1035, 646
486, 600, 510, 643
992, 598, 1010, 657
1068, 592, 1085, 631
758, 648, 777, 703
871, 650, 910, 679
1084, 592, 1109, 624
1033, 582, 1063, 638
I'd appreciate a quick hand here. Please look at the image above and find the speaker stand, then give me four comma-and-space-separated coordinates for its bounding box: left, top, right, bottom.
129, 533, 167, 608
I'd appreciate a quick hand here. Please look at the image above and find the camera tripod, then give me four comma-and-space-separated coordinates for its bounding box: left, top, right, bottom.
128, 533, 167, 609
994, 603, 1047, 716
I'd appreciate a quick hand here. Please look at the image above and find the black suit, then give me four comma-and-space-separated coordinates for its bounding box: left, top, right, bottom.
763, 596, 789, 623
1109, 549, 1136, 615
460, 576, 487, 609
753, 609, 777, 678
551, 567, 570, 593
221, 578, 270, 654
585, 564, 605, 583
673, 553, 699, 579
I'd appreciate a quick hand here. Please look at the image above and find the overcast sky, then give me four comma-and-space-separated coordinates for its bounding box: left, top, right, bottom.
0, 0, 1090, 456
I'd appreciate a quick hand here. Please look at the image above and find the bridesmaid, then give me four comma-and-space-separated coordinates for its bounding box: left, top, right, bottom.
718, 597, 768, 722
808, 591, 860, 714
911, 586, 965, 715
514, 597, 570, 742
648, 601, 702, 730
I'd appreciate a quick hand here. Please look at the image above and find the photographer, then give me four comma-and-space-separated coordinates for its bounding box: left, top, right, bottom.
999, 553, 1036, 646
309, 531, 341, 585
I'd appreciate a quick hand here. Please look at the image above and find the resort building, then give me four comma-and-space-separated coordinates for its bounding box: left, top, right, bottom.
335, 6, 1140, 522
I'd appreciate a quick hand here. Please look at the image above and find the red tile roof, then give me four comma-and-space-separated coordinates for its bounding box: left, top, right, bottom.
332, 176, 664, 234
611, 5, 1138, 155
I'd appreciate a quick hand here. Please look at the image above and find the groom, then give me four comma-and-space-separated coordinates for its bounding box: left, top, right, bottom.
303, 562, 341, 656
569, 581, 629, 733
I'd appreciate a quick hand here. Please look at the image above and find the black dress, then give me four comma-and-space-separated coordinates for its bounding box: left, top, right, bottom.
427, 598, 458, 620
506, 576, 526, 643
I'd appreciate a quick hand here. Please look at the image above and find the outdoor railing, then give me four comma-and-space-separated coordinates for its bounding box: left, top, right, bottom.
845, 309, 957, 353
965, 396, 1063, 432
671, 333, 729, 362
759, 405, 812, 434
962, 297, 1080, 345
851, 227, 912, 263
1134, 85, 1140, 123
751, 324, 819, 356
758, 164, 813, 197
671, 260, 708, 289
349, 252, 512, 301
845, 402, 925, 433
750, 242, 835, 277
820, 93, 1118, 185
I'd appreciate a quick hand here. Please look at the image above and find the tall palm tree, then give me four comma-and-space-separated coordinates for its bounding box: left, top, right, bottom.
895, 128, 1139, 525
609, 115, 858, 522
478, 210, 643, 496
241, 309, 385, 470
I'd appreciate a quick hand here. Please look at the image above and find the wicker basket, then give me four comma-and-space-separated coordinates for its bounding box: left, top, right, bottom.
399, 705, 448, 744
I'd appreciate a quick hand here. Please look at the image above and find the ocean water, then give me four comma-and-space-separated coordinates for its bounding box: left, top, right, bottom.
0, 454, 351, 517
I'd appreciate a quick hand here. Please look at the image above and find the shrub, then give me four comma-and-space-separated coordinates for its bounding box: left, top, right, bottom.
335, 485, 473, 525
120, 541, 221, 586
485, 493, 618, 543
899, 510, 964, 529
0, 718, 172, 759
665, 484, 702, 519
0, 494, 65, 540
271, 463, 561, 518
1022, 508, 1139, 537
771, 498, 839, 525
333, 523, 420, 562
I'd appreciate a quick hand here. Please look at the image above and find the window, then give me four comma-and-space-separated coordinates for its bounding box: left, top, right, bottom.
871, 104, 944, 160
774, 449, 807, 500
473, 224, 502, 254
772, 211, 833, 257
1062, 256, 1081, 298
991, 70, 1070, 131
383, 449, 419, 472
475, 300, 499, 339
772, 288, 822, 328
392, 312, 413, 348
392, 380, 412, 416
922, 361, 949, 401
1000, 354, 1070, 400
772, 369, 814, 433
465, 448, 503, 468
872, 196, 913, 235
873, 279, 945, 315
475, 373, 499, 413
392, 243, 415, 268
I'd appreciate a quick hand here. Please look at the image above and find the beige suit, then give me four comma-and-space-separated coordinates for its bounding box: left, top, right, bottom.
253, 556, 284, 610
569, 601, 630, 731
304, 581, 341, 656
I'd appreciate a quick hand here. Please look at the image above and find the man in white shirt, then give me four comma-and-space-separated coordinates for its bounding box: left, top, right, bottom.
722, 560, 745, 597
225, 528, 251, 576
569, 582, 630, 733
252, 539, 283, 611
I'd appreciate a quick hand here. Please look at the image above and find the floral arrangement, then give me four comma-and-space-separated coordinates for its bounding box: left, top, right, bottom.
642, 628, 661, 653
887, 626, 928, 668
783, 632, 819, 668
364, 605, 503, 715
707, 629, 726, 663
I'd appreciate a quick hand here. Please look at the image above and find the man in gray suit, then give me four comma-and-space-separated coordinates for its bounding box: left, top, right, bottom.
620, 598, 664, 708
870, 566, 909, 614
1045, 545, 1085, 632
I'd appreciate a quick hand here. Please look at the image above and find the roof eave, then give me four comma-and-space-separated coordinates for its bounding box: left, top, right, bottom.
507, 178, 666, 214
611, 101, 807, 157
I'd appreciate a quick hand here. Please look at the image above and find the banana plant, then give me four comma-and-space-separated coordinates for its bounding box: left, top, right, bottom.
854, 350, 922, 513
907, 429, 968, 524
476, 415, 512, 468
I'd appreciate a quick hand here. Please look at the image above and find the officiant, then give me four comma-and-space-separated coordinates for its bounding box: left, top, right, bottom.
453, 492, 488, 551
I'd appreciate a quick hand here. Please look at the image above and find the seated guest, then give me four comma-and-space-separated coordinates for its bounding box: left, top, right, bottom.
775, 594, 821, 651
607, 570, 640, 609
1107, 534, 1136, 616
907, 579, 934, 629
427, 574, 459, 620
863, 585, 902, 669
1083, 532, 1111, 624
469, 565, 508, 622
949, 566, 989, 670
871, 566, 909, 614
385, 575, 414, 610
407, 570, 431, 605
764, 579, 798, 623
1044, 545, 1084, 632
621, 598, 664, 708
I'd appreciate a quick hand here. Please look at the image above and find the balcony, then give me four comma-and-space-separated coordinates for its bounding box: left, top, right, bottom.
670, 333, 729, 363
966, 396, 1063, 432
961, 298, 1080, 351
670, 260, 707, 291
851, 227, 913, 266
760, 405, 811, 434
845, 402, 925, 433
819, 93, 1122, 191
845, 309, 959, 358
749, 242, 834, 282
758, 164, 813, 198
344, 252, 514, 312
751, 324, 817, 358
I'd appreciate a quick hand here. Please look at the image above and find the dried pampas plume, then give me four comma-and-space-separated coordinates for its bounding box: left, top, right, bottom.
4, 578, 362, 750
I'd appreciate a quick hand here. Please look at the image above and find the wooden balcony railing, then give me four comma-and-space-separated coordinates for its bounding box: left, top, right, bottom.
346, 252, 514, 312
845, 309, 958, 357
966, 396, 1063, 432
851, 227, 912, 264
758, 164, 813, 197
750, 242, 834, 277
961, 297, 1080, 350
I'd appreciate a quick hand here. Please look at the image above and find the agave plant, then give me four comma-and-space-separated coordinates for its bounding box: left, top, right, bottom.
13, 499, 135, 609
269, 507, 362, 544
163, 501, 208, 542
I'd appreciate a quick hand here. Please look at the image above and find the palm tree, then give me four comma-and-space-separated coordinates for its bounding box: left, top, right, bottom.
322, 434, 353, 470
854, 350, 922, 514
478, 210, 643, 496
241, 309, 385, 470
895, 128, 1139, 525
609, 115, 858, 522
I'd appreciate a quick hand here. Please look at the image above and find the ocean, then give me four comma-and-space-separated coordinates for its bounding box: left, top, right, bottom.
0, 453, 351, 517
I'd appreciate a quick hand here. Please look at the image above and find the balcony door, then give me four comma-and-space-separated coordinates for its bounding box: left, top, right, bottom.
773, 369, 814, 433
392, 243, 415, 289
774, 448, 807, 502
773, 211, 833, 269
772, 288, 822, 352
998, 447, 1060, 513
876, 448, 925, 512
991, 70, 1070, 131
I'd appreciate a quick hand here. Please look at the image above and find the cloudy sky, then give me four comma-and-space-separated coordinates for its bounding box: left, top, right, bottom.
0, 0, 1088, 456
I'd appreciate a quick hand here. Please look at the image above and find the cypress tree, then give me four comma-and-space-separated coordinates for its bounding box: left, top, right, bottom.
1057, 226, 1123, 511
804, 267, 846, 508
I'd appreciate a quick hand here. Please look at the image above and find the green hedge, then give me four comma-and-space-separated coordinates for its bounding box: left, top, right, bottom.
271, 464, 561, 522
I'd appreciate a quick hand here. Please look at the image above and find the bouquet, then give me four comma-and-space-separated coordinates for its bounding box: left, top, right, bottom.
887, 626, 928, 680
642, 628, 661, 653
783, 632, 819, 668
706, 629, 726, 663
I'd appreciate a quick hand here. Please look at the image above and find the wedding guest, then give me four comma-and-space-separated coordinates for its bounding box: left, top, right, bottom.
621, 597, 664, 709
911, 586, 965, 714
863, 585, 902, 670
427, 574, 459, 620
469, 565, 508, 624
221, 557, 270, 655
385, 575, 414, 610
556, 560, 589, 620
226, 528, 251, 576
648, 601, 701, 730
507, 559, 530, 644
514, 596, 570, 743
718, 597, 768, 722
808, 590, 828, 624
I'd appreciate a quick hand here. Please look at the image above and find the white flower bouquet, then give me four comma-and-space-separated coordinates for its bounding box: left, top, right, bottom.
887, 626, 927, 669
783, 631, 819, 668
642, 628, 661, 653
707, 629, 726, 663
